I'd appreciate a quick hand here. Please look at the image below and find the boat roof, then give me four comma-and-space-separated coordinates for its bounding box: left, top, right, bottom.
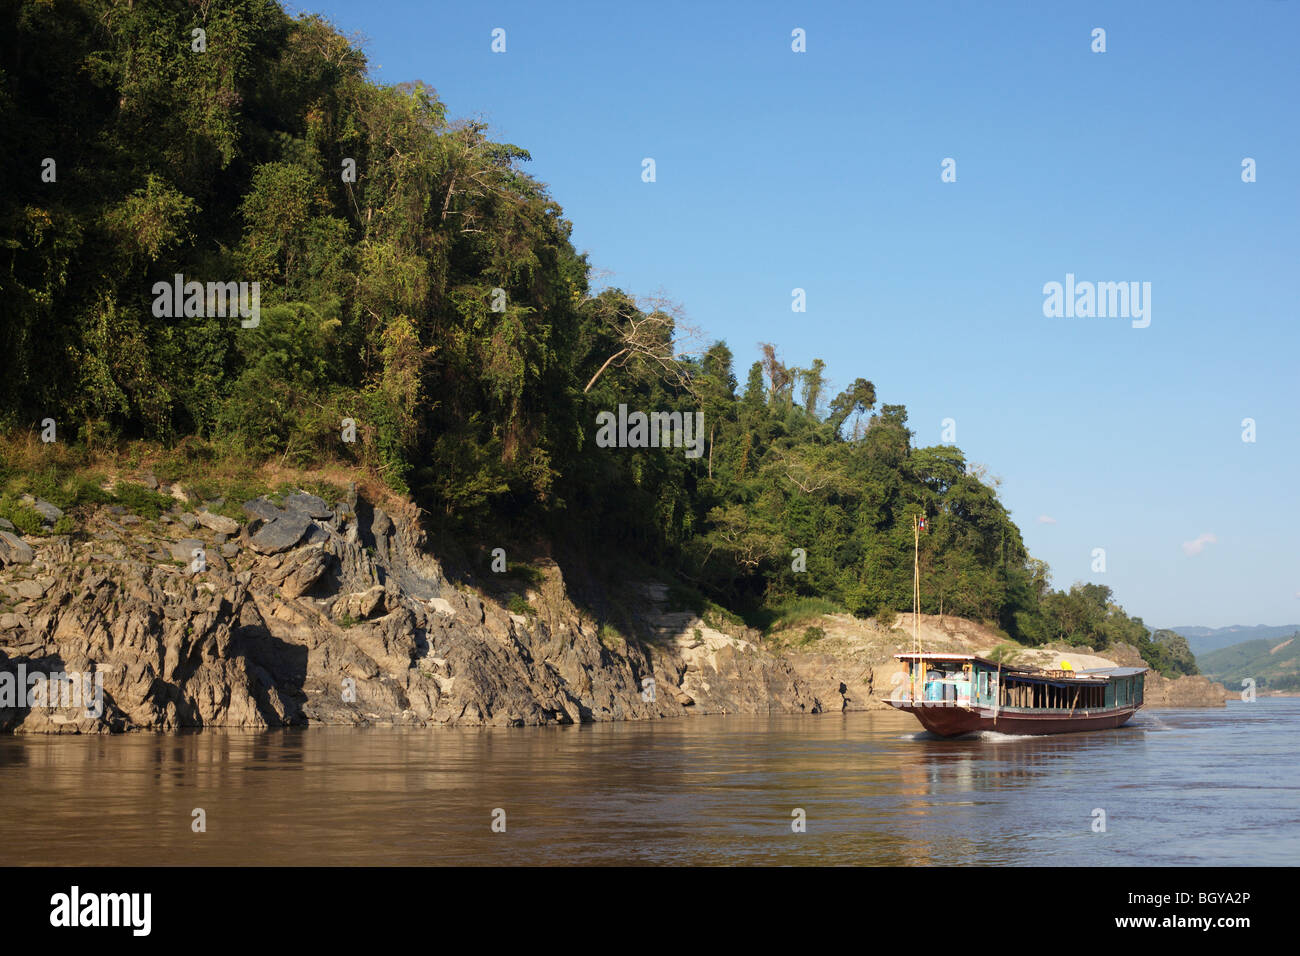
895, 652, 998, 667
895, 653, 1148, 680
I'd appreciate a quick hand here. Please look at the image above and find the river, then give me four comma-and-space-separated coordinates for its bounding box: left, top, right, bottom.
1, 699, 1295, 865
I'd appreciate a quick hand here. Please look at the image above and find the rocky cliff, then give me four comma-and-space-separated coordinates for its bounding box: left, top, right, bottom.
0, 483, 1224, 733
0, 481, 821, 733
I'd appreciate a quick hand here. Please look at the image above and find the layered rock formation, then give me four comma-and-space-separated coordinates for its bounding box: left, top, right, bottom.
0, 489, 1227, 733
0, 485, 819, 733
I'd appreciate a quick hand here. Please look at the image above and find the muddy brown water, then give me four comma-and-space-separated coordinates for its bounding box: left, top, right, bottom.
1, 701, 1295, 865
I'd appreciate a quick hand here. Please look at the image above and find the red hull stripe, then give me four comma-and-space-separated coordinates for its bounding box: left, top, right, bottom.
888, 702, 1140, 737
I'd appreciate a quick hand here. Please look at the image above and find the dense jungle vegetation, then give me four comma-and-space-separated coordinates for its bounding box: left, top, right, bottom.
0, 0, 1186, 670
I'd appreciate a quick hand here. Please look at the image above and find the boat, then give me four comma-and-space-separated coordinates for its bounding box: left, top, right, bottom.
887, 651, 1146, 737
889, 511, 1146, 737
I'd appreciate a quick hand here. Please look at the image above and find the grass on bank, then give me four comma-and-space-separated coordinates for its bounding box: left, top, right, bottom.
0, 432, 396, 530
764, 596, 848, 633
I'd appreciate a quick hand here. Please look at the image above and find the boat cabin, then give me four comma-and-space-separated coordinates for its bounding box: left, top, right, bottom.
895, 653, 1145, 712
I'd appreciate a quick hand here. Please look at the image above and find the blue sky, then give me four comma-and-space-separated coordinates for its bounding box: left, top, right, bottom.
299, 0, 1299, 629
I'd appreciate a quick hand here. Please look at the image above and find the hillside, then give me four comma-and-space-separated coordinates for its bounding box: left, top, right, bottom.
1197, 634, 1300, 694
1169, 624, 1300, 657
2, 0, 1169, 672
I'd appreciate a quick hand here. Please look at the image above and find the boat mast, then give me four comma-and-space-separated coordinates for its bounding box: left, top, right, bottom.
912, 512, 921, 701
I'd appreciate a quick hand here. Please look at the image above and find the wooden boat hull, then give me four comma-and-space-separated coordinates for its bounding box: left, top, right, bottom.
889, 701, 1140, 737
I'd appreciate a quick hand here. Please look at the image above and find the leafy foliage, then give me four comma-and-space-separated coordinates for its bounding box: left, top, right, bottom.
0, 1, 1161, 666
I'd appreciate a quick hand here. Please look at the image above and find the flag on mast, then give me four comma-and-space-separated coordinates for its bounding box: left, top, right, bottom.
917, 516, 926, 531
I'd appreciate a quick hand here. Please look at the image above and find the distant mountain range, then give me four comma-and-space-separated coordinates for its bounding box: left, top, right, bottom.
1163, 625, 1300, 657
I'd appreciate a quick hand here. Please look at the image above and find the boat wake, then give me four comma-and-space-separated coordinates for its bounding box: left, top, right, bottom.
902, 730, 1031, 742
1135, 714, 1172, 730
966, 730, 1034, 741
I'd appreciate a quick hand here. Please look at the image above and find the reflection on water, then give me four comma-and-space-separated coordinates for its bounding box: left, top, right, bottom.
1, 701, 1296, 865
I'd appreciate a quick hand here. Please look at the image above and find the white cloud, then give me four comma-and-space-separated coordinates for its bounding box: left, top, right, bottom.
1037, 515, 1057, 525
1182, 533, 1217, 557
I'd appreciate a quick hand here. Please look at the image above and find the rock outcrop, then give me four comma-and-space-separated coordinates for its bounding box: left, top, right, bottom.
0, 490, 821, 733
1141, 672, 1228, 707
0, 531, 35, 566
0, 495, 1230, 733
